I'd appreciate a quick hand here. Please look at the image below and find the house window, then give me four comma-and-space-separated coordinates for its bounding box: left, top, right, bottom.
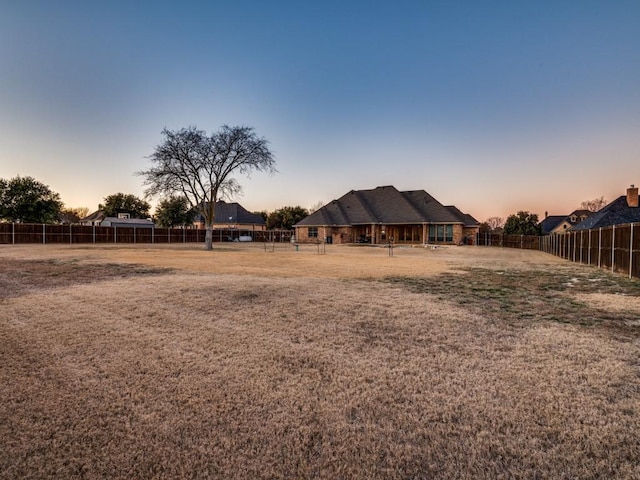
570, 215, 577, 223
428, 225, 453, 243
308, 227, 318, 238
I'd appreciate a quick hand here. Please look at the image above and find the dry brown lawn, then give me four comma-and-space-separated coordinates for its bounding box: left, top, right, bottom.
1, 243, 639, 479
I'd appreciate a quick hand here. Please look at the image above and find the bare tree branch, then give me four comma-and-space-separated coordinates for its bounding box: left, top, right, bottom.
138, 125, 275, 250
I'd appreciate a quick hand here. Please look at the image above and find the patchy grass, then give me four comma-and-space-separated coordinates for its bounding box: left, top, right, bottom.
384, 266, 640, 335
0, 258, 171, 299
1, 245, 640, 479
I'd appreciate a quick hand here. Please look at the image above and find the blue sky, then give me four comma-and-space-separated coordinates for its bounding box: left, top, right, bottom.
1, 1, 639, 221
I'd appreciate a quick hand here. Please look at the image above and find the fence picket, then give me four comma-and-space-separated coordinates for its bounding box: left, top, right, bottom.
474, 224, 637, 279
630, 223, 634, 279
0, 223, 294, 248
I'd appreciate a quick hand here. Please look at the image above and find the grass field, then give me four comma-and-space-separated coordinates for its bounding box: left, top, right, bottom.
1, 243, 640, 479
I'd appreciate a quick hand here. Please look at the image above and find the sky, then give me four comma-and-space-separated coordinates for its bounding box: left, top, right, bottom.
1, 1, 639, 222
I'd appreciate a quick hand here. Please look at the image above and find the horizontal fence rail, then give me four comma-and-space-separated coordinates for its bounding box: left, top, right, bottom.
0, 223, 293, 246
477, 224, 639, 280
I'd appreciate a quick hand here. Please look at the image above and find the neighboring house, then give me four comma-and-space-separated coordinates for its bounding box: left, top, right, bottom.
572, 185, 640, 230
193, 201, 266, 231
294, 185, 479, 245
100, 214, 154, 228
540, 210, 593, 235
79, 210, 106, 226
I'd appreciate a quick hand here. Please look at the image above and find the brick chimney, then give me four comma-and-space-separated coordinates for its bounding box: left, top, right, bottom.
627, 185, 639, 208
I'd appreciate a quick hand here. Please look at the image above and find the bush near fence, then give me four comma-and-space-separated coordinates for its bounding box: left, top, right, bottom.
477, 224, 640, 279
0, 223, 293, 245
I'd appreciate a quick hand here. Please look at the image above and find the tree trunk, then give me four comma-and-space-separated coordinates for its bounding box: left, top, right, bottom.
204, 200, 216, 251
205, 225, 213, 250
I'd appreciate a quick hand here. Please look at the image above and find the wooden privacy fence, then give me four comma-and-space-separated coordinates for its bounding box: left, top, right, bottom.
477, 224, 640, 279
0, 223, 293, 245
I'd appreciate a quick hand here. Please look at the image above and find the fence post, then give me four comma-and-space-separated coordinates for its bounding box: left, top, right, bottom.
42, 224, 45, 244
588, 229, 591, 266
70, 224, 72, 244
630, 223, 635, 279
152, 227, 155, 244
168, 227, 171, 243
134, 226, 136, 244
12, 223, 15, 245
598, 228, 602, 268
114, 226, 117, 244
183, 227, 186, 243
611, 225, 615, 273
579, 231, 583, 264
93, 224, 96, 244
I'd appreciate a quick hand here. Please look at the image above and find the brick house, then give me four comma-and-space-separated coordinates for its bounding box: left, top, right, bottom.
294, 186, 479, 245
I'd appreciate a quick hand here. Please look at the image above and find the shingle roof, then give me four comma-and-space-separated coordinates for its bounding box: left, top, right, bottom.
539, 215, 566, 235
572, 196, 640, 230
295, 186, 476, 227
444, 205, 480, 227
195, 201, 265, 225
539, 210, 596, 234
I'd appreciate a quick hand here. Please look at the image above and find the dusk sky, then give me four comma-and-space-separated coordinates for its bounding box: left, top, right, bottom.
1, 1, 639, 222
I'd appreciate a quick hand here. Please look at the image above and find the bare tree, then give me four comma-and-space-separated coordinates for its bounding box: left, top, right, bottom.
140, 125, 276, 250
580, 196, 607, 212
485, 216, 505, 232
309, 200, 324, 213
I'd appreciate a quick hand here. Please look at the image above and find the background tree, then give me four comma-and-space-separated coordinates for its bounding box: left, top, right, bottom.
485, 216, 505, 232
266, 206, 309, 230
59, 206, 90, 224
580, 196, 607, 212
0, 175, 63, 223
154, 195, 197, 228
253, 210, 268, 223
503, 211, 542, 235
309, 200, 324, 213
140, 125, 275, 250
99, 193, 151, 219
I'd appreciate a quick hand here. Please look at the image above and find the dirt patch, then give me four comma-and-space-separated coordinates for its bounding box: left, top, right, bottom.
574, 292, 640, 317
